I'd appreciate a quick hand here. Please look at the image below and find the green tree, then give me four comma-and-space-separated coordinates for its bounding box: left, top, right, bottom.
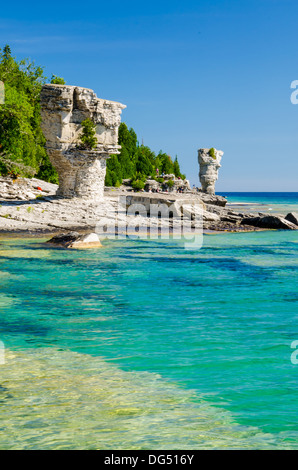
104, 169, 113, 186
105, 123, 185, 187
79, 118, 97, 150
50, 75, 66, 85
166, 179, 174, 188
173, 156, 182, 178
131, 179, 145, 191
118, 146, 134, 178
0, 45, 58, 182
106, 154, 122, 186
118, 123, 138, 157
135, 147, 153, 176
158, 152, 174, 174
209, 148, 216, 159
3, 45, 11, 61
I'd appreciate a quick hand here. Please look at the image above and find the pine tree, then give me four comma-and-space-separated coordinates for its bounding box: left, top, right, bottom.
79, 118, 97, 150
135, 148, 153, 176
106, 155, 122, 186
118, 146, 134, 178
173, 156, 182, 178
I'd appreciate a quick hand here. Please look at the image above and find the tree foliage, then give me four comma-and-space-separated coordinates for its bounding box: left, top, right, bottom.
0, 45, 185, 188
50, 75, 66, 85
0, 45, 58, 182
105, 123, 185, 187
79, 118, 97, 150
209, 148, 216, 160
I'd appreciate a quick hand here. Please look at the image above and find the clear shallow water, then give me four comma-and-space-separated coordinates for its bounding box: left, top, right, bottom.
0, 194, 298, 449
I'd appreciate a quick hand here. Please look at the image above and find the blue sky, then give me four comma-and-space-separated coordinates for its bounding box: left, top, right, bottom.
1, 0, 298, 190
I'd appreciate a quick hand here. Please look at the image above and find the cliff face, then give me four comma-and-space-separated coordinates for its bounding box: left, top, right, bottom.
40, 84, 126, 200
198, 148, 223, 195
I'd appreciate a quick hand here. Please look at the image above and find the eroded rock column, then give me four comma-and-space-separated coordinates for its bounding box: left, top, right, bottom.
40, 84, 126, 200
198, 148, 223, 195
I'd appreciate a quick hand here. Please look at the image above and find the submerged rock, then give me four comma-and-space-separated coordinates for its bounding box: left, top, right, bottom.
47, 231, 102, 248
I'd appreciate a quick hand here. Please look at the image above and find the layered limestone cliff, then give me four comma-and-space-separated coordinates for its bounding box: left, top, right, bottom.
40, 84, 126, 200
198, 148, 223, 195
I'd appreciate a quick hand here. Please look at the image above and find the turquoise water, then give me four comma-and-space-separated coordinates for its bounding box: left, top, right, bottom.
0, 194, 298, 449
218, 192, 298, 215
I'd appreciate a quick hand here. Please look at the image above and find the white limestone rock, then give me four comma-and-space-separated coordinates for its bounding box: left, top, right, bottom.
202, 211, 221, 222
40, 84, 126, 200
198, 148, 223, 195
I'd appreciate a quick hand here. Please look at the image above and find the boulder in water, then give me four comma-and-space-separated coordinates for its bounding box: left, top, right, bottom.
285, 212, 298, 226
241, 215, 298, 230
47, 231, 102, 248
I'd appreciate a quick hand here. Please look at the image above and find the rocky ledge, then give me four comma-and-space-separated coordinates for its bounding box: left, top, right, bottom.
0, 176, 297, 235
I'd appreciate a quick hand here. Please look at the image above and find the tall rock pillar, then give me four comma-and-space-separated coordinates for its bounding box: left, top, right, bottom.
40, 84, 126, 200
198, 148, 223, 195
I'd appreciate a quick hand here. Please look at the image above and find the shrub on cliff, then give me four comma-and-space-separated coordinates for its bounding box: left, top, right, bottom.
209, 148, 216, 159
131, 179, 145, 191
79, 118, 98, 150
166, 179, 174, 188
50, 75, 66, 85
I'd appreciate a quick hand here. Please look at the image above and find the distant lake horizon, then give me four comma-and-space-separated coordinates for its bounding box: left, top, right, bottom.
216, 192, 298, 215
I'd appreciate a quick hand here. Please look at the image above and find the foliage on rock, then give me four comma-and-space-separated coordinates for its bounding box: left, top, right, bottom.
208, 148, 216, 160
50, 75, 66, 85
79, 118, 98, 150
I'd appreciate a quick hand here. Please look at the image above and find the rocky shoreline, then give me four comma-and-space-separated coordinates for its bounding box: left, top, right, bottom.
0, 176, 297, 237
2, 82, 295, 239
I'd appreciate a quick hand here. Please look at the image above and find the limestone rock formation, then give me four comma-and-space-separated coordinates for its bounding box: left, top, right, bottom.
198, 148, 223, 195
1, 175, 297, 234
40, 84, 126, 200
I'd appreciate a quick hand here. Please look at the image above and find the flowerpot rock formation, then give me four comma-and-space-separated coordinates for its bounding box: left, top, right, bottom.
40, 84, 126, 200
198, 148, 223, 195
